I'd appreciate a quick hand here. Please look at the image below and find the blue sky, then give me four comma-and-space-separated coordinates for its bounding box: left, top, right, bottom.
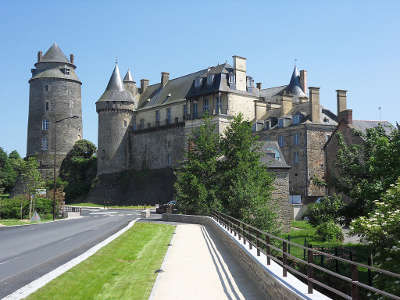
1, 0, 399, 156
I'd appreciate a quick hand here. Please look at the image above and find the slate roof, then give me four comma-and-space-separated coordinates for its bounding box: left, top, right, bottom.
98, 64, 135, 102
259, 140, 290, 169
260, 86, 287, 100
30, 67, 80, 82
40, 43, 69, 63
283, 66, 306, 97
123, 69, 135, 82
352, 120, 393, 134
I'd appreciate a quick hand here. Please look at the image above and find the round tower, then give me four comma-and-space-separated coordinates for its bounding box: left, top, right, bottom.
96, 64, 135, 175
123, 69, 138, 107
27, 43, 83, 179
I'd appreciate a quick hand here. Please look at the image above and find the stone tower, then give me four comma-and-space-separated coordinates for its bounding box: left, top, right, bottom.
27, 43, 83, 178
96, 64, 135, 175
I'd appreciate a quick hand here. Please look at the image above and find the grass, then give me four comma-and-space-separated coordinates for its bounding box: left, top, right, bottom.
27, 222, 175, 300
70, 202, 155, 209
0, 218, 53, 226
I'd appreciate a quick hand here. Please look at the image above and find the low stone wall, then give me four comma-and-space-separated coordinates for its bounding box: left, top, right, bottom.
162, 213, 330, 300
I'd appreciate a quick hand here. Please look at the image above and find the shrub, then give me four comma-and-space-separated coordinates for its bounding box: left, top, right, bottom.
304, 194, 344, 226
0, 196, 29, 219
34, 197, 53, 216
316, 221, 344, 242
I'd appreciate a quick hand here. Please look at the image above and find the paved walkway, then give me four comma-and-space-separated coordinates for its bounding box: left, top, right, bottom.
150, 223, 264, 300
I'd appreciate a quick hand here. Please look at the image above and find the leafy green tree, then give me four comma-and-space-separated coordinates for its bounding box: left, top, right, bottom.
219, 114, 278, 233
59, 140, 97, 202
334, 124, 400, 222
351, 177, 400, 297
0, 148, 19, 193
303, 194, 344, 226
175, 116, 222, 215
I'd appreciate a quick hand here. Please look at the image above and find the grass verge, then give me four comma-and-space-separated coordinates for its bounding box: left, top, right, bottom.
0, 218, 53, 226
70, 202, 154, 209
26, 222, 175, 300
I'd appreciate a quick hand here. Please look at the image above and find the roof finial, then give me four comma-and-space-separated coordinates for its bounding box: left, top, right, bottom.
115, 57, 118, 65
294, 58, 298, 66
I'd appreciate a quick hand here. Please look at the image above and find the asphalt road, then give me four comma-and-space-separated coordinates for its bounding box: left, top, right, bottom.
0, 209, 139, 298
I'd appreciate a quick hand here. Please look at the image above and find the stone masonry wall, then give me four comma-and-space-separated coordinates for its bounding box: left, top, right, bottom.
269, 168, 291, 230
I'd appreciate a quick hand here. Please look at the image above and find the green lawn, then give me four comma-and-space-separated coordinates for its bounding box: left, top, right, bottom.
27, 222, 175, 300
70, 202, 154, 209
0, 218, 53, 226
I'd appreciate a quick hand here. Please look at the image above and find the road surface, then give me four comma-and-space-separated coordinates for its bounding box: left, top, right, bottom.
0, 209, 139, 298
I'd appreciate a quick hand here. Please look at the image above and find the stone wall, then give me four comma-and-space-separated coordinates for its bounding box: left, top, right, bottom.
162, 214, 330, 300
84, 168, 175, 205
269, 168, 291, 230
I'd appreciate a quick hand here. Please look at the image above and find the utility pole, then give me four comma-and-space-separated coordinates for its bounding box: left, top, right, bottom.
53, 115, 79, 220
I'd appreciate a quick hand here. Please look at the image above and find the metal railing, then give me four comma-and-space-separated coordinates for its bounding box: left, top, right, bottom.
212, 211, 400, 300
63, 206, 82, 213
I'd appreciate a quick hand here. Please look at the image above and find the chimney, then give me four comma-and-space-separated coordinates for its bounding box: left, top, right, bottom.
309, 87, 320, 123
338, 109, 352, 125
70, 54, 74, 64
140, 79, 149, 93
336, 89, 347, 117
256, 82, 262, 90
232, 55, 247, 91
37, 51, 42, 63
281, 95, 293, 116
161, 72, 169, 87
300, 70, 307, 94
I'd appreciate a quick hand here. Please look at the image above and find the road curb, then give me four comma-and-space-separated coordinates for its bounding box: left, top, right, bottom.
0, 216, 84, 229
3, 218, 138, 300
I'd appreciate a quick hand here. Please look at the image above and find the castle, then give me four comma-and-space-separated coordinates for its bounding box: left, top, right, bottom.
27, 43, 349, 211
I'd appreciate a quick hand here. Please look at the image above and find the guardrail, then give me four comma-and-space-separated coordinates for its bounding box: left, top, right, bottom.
63, 206, 82, 213
212, 211, 400, 300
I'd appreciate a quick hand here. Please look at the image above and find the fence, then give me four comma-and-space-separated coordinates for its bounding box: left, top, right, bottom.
212, 211, 400, 300
63, 206, 82, 213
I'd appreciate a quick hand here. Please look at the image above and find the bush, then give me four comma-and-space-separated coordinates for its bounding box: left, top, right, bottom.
0, 196, 29, 219
316, 221, 344, 242
34, 197, 53, 216
304, 194, 344, 226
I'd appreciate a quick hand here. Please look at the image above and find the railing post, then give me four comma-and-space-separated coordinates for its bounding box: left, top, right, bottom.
256, 231, 260, 256
307, 247, 313, 294
321, 247, 324, 267
249, 227, 252, 250
233, 220, 237, 237
266, 235, 271, 265
288, 235, 291, 255
351, 264, 359, 300
368, 254, 372, 286
303, 237, 307, 260
243, 223, 246, 245
238, 221, 241, 240
335, 247, 339, 273
283, 240, 287, 277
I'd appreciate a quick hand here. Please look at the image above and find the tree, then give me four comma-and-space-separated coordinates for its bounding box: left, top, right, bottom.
0, 148, 20, 193
351, 177, 400, 297
334, 124, 400, 222
59, 139, 97, 202
175, 115, 221, 215
219, 114, 278, 233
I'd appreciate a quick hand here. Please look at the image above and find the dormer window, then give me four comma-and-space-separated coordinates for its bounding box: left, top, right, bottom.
194, 77, 203, 88
203, 98, 209, 112
278, 119, 284, 128
246, 76, 254, 92
63, 65, 70, 75
207, 74, 214, 86
228, 72, 235, 88
293, 114, 301, 125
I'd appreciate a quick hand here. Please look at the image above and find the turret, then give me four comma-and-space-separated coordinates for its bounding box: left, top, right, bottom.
27, 43, 82, 179
96, 64, 135, 175
123, 69, 138, 103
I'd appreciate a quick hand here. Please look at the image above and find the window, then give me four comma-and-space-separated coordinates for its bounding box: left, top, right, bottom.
133, 116, 137, 131
63, 65, 70, 75
45, 85, 49, 92
194, 77, 203, 88
147, 123, 151, 128
175, 117, 179, 124
123, 120, 127, 127
290, 195, 302, 204
45, 102, 49, 111
228, 72, 235, 87
140, 119, 144, 129
42, 119, 49, 131
216, 96, 221, 114
246, 76, 253, 91
203, 98, 209, 112
293, 114, 300, 125
294, 133, 299, 145
166, 108, 171, 124
294, 152, 299, 164
41, 137, 48, 151
278, 135, 284, 147
155, 110, 160, 126
278, 119, 284, 128
207, 74, 214, 86
193, 103, 198, 119
183, 104, 187, 119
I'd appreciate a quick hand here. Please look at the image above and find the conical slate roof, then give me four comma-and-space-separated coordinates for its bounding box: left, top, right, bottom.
284, 66, 306, 97
123, 69, 135, 82
41, 43, 69, 63
98, 64, 135, 102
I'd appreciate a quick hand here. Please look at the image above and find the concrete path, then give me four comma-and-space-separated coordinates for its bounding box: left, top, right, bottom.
151, 223, 264, 300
